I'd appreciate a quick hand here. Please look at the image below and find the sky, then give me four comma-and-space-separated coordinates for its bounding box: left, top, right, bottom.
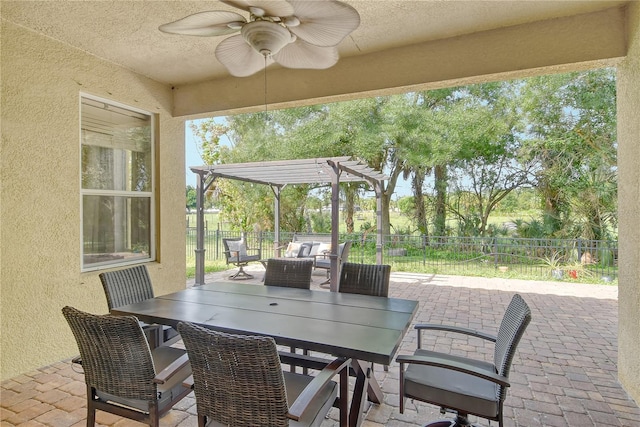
184, 121, 205, 187
184, 118, 412, 197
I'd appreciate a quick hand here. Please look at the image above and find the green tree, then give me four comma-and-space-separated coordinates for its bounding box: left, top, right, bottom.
393, 83, 529, 237
446, 82, 533, 236
186, 185, 197, 212
215, 109, 321, 232
390, 89, 469, 237
275, 97, 402, 235
189, 118, 227, 164
521, 69, 617, 239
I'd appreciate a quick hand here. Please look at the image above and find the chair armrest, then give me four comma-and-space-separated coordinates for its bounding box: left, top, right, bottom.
415, 323, 496, 344
223, 249, 240, 263
182, 375, 194, 389
287, 357, 351, 421
279, 351, 335, 371
153, 353, 190, 385
313, 252, 334, 261
396, 352, 510, 387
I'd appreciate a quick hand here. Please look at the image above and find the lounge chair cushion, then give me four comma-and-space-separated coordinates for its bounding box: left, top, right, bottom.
308, 242, 322, 257
403, 349, 500, 419
298, 242, 314, 257
226, 240, 247, 258
285, 242, 302, 257
317, 243, 332, 255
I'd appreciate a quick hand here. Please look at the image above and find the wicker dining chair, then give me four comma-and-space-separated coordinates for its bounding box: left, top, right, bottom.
338, 262, 391, 297
264, 258, 314, 289
62, 306, 192, 427
397, 294, 532, 427
338, 262, 392, 371
99, 264, 177, 348
178, 322, 350, 427
263, 258, 314, 373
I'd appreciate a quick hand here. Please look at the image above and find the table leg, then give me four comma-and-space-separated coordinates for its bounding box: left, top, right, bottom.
349, 360, 370, 427
339, 361, 349, 427
347, 359, 387, 426
365, 366, 383, 404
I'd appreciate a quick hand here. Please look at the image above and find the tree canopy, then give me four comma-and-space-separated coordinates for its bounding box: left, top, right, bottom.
189, 69, 617, 240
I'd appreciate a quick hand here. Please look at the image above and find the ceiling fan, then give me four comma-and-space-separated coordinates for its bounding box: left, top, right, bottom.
159, 0, 360, 77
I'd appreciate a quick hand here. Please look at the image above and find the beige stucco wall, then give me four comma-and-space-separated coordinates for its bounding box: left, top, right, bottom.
174, 6, 626, 117
617, 1, 640, 405
0, 21, 186, 380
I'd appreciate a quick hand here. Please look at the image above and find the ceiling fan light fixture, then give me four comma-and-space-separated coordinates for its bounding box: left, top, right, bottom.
241, 20, 292, 56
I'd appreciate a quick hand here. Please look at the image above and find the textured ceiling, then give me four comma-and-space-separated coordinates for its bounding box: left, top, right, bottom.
2, 1, 628, 87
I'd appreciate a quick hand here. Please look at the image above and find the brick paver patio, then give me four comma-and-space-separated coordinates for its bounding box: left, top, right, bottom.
2, 269, 638, 427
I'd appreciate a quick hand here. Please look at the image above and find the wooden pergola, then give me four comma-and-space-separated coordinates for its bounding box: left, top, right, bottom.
190, 156, 388, 290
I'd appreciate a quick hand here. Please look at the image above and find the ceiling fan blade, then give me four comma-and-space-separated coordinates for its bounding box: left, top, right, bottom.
159, 11, 246, 36
215, 34, 274, 77
287, 0, 360, 47
220, 0, 294, 17
272, 39, 338, 70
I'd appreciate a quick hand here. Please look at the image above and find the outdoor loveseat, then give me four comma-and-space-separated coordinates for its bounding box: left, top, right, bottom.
282, 236, 351, 285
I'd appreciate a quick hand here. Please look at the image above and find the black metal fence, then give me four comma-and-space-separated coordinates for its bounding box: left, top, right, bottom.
186, 229, 618, 283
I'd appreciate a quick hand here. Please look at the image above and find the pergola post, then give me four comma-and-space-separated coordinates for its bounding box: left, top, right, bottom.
271, 185, 282, 257
329, 161, 341, 292
375, 181, 383, 265
194, 170, 207, 286
192, 169, 217, 287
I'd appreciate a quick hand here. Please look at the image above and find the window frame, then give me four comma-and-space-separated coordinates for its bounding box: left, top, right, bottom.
79, 93, 156, 272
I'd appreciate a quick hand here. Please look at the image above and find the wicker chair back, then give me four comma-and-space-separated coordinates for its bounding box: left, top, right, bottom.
339, 262, 391, 297
264, 258, 314, 289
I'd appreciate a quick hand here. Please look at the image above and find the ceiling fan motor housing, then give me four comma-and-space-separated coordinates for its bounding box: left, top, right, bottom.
241, 20, 292, 56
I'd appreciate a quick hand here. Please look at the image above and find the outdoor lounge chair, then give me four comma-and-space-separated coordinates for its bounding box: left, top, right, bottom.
397, 294, 531, 427
177, 322, 350, 427
62, 306, 192, 427
314, 241, 351, 286
222, 237, 261, 280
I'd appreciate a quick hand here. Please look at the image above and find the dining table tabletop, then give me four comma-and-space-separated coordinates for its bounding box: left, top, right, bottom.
111, 281, 419, 426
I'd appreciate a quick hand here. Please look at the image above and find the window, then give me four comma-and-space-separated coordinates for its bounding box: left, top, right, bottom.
81, 95, 155, 271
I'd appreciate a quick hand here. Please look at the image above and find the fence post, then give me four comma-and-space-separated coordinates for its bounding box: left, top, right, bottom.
215, 228, 220, 260
494, 238, 498, 269
577, 239, 583, 264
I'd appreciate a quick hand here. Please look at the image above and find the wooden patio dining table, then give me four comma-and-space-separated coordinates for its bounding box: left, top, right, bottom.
111, 281, 418, 427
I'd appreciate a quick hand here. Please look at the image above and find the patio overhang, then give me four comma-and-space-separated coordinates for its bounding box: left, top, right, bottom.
190, 157, 389, 290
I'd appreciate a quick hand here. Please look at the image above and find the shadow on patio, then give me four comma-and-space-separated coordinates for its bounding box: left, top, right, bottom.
2, 269, 638, 427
